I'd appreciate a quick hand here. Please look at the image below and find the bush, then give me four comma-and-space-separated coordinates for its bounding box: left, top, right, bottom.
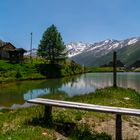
15, 70, 22, 78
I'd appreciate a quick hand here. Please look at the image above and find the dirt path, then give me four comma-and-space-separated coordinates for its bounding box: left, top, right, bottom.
82, 116, 140, 140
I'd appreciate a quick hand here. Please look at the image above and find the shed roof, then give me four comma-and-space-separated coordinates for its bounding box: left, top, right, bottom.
0, 43, 26, 52
0, 42, 16, 50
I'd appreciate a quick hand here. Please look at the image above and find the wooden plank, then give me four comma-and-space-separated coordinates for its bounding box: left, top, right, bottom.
27, 98, 140, 116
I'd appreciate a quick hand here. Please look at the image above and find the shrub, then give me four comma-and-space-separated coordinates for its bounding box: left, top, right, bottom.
15, 70, 22, 78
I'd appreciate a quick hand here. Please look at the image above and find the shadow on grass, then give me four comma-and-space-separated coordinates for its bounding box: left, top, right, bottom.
37, 64, 62, 78
25, 115, 112, 140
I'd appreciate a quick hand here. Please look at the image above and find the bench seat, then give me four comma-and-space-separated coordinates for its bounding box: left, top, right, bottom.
27, 98, 140, 116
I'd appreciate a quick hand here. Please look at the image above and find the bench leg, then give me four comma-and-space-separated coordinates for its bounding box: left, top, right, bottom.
44, 105, 52, 125
115, 114, 122, 140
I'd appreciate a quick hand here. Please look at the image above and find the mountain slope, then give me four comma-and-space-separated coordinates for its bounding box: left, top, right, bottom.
117, 42, 140, 66
92, 41, 140, 67
67, 37, 140, 66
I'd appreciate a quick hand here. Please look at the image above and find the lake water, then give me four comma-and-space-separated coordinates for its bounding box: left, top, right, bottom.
0, 72, 140, 108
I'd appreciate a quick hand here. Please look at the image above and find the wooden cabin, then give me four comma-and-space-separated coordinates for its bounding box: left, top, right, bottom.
0, 43, 26, 63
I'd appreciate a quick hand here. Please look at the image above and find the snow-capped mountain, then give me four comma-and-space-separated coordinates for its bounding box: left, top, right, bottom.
66, 37, 140, 58
66, 37, 140, 66
66, 42, 91, 57
24, 48, 37, 56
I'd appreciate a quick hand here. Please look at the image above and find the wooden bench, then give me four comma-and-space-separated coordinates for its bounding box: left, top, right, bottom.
27, 98, 140, 140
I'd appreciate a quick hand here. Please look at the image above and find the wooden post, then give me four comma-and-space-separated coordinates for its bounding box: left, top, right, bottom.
30, 32, 33, 64
113, 51, 117, 88
115, 114, 122, 140
44, 105, 52, 125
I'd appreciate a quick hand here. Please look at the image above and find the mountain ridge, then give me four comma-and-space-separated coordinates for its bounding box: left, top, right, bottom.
66, 37, 140, 66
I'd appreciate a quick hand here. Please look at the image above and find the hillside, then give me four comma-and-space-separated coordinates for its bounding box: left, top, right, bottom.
0, 59, 83, 83
67, 37, 140, 66
96, 41, 140, 67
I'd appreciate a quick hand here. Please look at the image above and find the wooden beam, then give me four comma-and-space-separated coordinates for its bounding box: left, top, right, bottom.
44, 105, 52, 125
113, 51, 117, 88
115, 114, 122, 140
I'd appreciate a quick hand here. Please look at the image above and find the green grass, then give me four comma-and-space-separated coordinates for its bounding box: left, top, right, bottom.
0, 59, 84, 83
69, 87, 140, 109
0, 106, 111, 140
1, 87, 140, 139
0, 60, 45, 82
134, 68, 140, 72
87, 67, 124, 72
0, 106, 52, 140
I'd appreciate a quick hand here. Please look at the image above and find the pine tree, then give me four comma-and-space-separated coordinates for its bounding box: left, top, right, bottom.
38, 24, 66, 64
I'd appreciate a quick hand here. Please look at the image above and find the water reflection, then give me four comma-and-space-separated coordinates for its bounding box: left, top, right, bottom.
1, 72, 140, 108
24, 76, 96, 100
117, 72, 140, 91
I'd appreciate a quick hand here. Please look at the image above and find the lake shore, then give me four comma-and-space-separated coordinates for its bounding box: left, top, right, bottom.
1, 59, 139, 84
1, 87, 140, 139
1, 72, 140, 109
0, 59, 84, 84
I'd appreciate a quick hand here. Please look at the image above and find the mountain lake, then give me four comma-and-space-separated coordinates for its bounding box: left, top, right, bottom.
0, 72, 140, 109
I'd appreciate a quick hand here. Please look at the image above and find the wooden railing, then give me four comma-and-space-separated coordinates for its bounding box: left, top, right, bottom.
27, 98, 140, 140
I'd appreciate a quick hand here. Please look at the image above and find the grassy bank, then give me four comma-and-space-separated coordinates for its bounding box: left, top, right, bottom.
0, 59, 83, 83
87, 67, 124, 72
0, 87, 140, 139
69, 87, 140, 109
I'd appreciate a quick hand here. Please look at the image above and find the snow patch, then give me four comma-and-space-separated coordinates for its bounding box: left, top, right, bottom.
128, 39, 138, 45
67, 42, 90, 57
66, 37, 140, 58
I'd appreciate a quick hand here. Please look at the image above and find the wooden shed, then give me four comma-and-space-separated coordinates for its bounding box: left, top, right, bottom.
0, 43, 26, 63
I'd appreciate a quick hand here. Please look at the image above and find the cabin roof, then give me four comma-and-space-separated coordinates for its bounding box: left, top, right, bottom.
0, 42, 16, 49
0, 42, 26, 52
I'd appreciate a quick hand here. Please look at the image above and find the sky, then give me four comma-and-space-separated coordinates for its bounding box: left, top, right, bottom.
0, 0, 140, 50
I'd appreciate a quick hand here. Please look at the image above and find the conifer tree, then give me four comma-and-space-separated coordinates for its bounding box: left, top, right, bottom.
38, 24, 66, 63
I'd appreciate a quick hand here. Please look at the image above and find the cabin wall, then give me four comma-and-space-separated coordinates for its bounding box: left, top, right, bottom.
0, 50, 10, 59
0, 44, 25, 63
0, 44, 15, 59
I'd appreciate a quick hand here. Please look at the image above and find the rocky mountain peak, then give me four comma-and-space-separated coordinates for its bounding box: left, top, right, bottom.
66, 36, 140, 66
66, 37, 140, 58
